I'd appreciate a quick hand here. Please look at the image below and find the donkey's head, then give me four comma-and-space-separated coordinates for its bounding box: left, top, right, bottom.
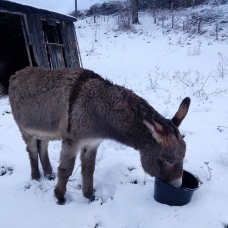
141, 97, 191, 188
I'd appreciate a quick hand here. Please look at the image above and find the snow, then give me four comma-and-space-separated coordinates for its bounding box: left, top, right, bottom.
1, 4, 228, 228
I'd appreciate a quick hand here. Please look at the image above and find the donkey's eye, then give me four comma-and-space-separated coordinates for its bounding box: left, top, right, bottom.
162, 158, 174, 165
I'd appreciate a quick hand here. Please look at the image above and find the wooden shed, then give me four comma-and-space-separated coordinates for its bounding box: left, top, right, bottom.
0, 1, 82, 93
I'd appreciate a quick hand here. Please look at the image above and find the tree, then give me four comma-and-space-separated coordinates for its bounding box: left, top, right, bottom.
132, 0, 139, 24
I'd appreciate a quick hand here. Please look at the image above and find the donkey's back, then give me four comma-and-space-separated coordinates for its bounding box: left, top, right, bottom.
9, 67, 102, 140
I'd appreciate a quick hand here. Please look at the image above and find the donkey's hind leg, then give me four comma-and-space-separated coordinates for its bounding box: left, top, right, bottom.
21, 132, 40, 180
80, 143, 100, 201
37, 139, 54, 180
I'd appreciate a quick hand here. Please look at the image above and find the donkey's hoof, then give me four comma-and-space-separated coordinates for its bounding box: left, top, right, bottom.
57, 197, 66, 205
45, 173, 55, 181
83, 188, 96, 201
54, 189, 66, 205
89, 194, 99, 203
31, 171, 41, 181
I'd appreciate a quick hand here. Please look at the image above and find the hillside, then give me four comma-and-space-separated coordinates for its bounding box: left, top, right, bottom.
0, 3, 228, 228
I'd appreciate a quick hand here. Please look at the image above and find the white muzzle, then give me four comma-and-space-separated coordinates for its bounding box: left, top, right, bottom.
169, 178, 182, 188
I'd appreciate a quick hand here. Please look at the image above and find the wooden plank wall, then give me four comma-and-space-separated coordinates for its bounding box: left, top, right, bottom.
26, 14, 50, 68
61, 21, 80, 68
26, 15, 80, 69
47, 44, 65, 69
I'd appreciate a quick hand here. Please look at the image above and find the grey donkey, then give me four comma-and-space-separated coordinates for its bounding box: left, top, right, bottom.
9, 67, 191, 205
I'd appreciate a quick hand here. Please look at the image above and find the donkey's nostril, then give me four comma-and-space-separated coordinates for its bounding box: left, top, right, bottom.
169, 178, 182, 188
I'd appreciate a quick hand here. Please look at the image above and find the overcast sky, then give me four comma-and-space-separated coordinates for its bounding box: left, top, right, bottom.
10, 0, 106, 14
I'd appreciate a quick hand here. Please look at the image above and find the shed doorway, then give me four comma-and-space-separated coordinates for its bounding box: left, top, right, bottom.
0, 12, 30, 94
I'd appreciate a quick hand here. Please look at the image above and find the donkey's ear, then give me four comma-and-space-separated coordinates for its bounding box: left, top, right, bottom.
143, 120, 167, 144
171, 97, 191, 127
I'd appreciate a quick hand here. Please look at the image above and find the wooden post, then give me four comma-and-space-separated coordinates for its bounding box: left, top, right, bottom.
94, 24, 97, 42
153, 5, 156, 24
172, 14, 174, 28
197, 19, 202, 33
20, 15, 33, 66
73, 27, 83, 68
171, 2, 174, 29
216, 22, 219, 40
75, 0, 77, 18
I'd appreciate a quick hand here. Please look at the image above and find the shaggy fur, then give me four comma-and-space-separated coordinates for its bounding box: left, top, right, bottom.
8, 67, 191, 204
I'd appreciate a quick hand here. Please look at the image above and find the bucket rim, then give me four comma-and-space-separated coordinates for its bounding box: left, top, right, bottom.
155, 170, 201, 191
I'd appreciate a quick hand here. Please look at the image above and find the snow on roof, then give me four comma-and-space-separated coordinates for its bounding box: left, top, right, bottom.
0, 1, 76, 22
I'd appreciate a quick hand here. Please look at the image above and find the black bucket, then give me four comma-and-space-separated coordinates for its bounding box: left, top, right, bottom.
154, 170, 201, 206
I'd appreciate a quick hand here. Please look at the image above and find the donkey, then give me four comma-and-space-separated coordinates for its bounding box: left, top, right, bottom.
9, 67, 190, 205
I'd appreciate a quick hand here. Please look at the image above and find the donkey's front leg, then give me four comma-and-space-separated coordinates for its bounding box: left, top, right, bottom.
54, 139, 79, 205
80, 143, 99, 201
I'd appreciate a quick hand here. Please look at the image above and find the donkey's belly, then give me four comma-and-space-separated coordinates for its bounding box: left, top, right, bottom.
16, 103, 68, 139
18, 109, 65, 140
23, 127, 62, 141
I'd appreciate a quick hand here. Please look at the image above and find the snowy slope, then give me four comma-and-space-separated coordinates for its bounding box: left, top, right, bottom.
1, 5, 228, 228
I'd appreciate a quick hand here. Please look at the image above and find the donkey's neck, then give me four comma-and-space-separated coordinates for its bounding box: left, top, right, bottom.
88, 84, 164, 151
74, 78, 167, 152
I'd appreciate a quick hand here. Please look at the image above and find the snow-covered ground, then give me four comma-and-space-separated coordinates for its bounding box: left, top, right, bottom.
1, 5, 228, 228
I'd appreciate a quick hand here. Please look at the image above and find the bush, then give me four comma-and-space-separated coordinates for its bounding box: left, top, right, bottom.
86, 1, 124, 16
